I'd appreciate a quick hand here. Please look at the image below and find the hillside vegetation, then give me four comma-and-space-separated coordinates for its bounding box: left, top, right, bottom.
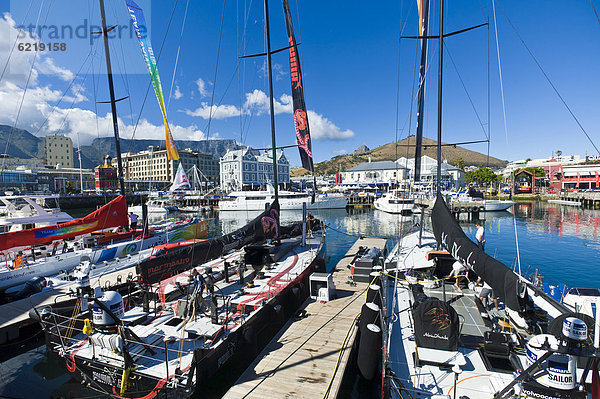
293, 136, 507, 176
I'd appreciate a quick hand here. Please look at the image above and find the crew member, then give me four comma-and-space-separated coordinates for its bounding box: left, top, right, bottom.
306, 212, 315, 238
129, 212, 138, 231
477, 277, 499, 311
447, 260, 467, 293
475, 221, 485, 251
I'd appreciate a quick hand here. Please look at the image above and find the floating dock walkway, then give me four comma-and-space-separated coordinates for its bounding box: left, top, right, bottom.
224, 236, 387, 399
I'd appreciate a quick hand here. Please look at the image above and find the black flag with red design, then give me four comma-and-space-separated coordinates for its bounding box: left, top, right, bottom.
283, 0, 314, 173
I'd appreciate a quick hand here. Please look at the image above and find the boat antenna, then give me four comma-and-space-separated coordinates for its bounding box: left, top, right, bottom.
98, 0, 126, 196
264, 0, 279, 201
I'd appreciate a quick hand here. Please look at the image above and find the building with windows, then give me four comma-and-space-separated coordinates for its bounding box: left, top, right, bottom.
220, 148, 289, 191
396, 155, 465, 188
116, 146, 219, 190
96, 155, 118, 192
45, 135, 74, 168
342, 161, 408, 185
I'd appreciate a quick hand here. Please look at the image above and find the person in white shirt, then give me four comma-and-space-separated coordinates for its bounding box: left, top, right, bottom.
475, 221, 485, 251
447, 260, 467, 293
129, 212, 138, 231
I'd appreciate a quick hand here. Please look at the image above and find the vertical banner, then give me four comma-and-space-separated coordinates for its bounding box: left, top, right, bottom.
126, 0, 179, 161
283, 0, 314, 173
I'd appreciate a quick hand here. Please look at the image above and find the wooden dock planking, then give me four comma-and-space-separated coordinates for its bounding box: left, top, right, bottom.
224, 237, 387, 399
0, 265, 137, 344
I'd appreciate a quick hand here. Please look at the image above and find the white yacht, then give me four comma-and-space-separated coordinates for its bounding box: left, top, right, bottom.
219, 185, 348, 211
373, 190, 421, 215
449, 192, 515, 212
128, 198, 179, 215
0, 196, 73, 233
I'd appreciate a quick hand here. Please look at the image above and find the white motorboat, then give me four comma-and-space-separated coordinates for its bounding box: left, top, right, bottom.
373, 190, 421, 215
219, 185, 348, 211
449, 193, 515, 212
0, 196, 73, 233
129, 198, 179, 215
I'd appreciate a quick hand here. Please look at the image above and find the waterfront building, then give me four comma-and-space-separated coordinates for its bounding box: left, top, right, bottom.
116, 146, 219, 190
36, 166, 94, 193
220, 148, 289, 191
45, 135, 74, 168
395, 155, 465, 187
95, 155, 118, 192
342, 160, 408, 185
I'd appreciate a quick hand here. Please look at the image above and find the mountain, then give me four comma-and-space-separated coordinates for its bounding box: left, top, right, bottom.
304, 136, 507, 176
352, 145, 370, 155
0, 125, 44, 158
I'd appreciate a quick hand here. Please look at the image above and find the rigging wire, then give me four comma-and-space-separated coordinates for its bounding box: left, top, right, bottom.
0, 0, 35, 83
1, 0, 48, 172
205, 0, 228, 141
127, 0, 180, 144
490, 0, 509, 146
88, 0, 101, 139
495, 1, 600, 156
33, 47, 98, 136
442, 43, 488, 139
167, 0, 190, 112
590, 0, 600, 27
110, 0, 136, 130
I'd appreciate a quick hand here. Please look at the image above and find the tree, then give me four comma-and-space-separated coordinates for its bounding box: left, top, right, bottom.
454, 157, 465, 170
515, 167, 545, 178
556, 150, 562, 157
465, 166, 502, 185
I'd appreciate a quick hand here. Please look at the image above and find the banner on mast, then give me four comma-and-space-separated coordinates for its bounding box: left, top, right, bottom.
283, 0, 314, 173
126, 0, 179, 161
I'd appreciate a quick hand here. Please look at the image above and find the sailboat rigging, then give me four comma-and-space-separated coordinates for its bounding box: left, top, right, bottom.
377, 2, 600, 399
36, 2, 327, 397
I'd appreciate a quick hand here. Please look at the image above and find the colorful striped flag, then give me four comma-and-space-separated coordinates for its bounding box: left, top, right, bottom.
126, 0, 179, 161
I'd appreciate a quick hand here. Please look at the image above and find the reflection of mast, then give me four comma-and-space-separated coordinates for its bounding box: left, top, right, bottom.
98, 0, 126, 195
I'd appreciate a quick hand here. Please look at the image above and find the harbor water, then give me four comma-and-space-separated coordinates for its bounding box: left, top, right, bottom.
1, 201, 599, 398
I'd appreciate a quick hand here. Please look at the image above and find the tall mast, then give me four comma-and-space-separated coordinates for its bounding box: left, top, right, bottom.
436, 0, 444, 195
99, 0, 126, 196
413, 0, 430, 182
264, 0, 279, 200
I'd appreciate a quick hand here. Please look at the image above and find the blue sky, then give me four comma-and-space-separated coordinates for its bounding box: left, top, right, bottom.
0, 0, 599, 168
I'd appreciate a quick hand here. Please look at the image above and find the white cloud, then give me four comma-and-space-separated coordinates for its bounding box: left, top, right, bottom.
195, 78, 210, 97
333, 149, 348, 155
173, 85, 182, 100
307, 111, 355, 140
37, 58, 74, 81
184, 102, 242, 119
244, 89, 292, 115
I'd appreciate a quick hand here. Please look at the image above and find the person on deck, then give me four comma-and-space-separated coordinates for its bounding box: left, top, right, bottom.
477, 277, 499, 311
306, 212, 315, 238
129, 212, 138, 231
447, 261, 467, 293
475, 221, 485, 251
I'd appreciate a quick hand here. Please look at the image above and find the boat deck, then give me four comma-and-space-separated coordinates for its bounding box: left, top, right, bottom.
0, 265, 137, 344
224, 237, 387, 399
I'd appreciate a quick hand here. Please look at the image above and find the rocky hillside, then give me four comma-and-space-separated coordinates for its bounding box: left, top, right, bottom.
294, 136, 507, 176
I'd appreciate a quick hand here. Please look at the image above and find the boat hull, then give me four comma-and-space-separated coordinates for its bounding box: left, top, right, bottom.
42, 237, 326, 398
219, 196, 347, 211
